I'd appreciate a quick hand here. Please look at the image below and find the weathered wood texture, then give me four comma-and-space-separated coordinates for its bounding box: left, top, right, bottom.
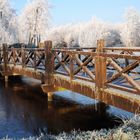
44, 41, 54, 85
0, 40, 140, 113
54, 74, 140, 113
95, 40, 106, 92
3, 44, 8, 75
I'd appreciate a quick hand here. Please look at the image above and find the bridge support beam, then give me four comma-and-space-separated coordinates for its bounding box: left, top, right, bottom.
4, 76, 8, 82
2, 44, 9, 85
3, 44, 8, 75
41, 40, 55, 101
41, 85, 54, 101
47, 92, 53, 101
53, 74, 140, 113
4, 76, 8, 88
44, 40, 54, 85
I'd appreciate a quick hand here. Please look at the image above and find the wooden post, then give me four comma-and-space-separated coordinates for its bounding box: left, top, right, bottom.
41, 41, 55, 101
70, 54, 74, 81
48, 92, 53, 101
21, 45, 25, 68
34, 50, 37, 70
12, 47, 16, 66
5, 76, 8, 82
95, 40, 106, 93
0, 47, 2, 64
3, 44, 9, 82
3, 44, 8, 75
76, 48, 81, 60
44, 40, 54, 85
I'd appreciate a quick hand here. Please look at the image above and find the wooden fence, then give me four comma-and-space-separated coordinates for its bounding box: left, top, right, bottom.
0, 40, 140, 96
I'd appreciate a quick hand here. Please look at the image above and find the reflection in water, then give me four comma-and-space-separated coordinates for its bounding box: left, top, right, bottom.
0, 76, 133, 139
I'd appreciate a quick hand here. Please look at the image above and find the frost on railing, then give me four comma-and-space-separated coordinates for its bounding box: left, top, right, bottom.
1, 40, 140, 95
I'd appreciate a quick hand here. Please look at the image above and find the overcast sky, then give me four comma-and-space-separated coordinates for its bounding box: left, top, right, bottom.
12, 0, 140, 25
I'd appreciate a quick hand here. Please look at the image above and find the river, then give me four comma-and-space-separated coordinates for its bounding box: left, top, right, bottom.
0, 75, 133, 139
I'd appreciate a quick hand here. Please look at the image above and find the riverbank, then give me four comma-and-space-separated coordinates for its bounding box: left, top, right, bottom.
44, 115, 140, 140
2, 115, 139, 140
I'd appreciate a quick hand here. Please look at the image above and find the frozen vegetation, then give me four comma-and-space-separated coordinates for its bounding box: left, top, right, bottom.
0, 0, 17, 44
47, 7, 140, 48
0, 0, 140, 139
0, 0, 140, 48
0, 0, 50, 45
1, 115, 140, 140
18, 0, 50, 44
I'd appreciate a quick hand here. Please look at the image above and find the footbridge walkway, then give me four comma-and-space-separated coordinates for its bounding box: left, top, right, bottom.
0, 40, 140, 113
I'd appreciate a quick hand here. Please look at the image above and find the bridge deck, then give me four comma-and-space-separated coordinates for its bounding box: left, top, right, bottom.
1, 64, 139, 113
0, 40, 140, 113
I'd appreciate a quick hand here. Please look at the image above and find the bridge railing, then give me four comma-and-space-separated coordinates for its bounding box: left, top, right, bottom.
53, 41, 140, 95
53, 48, 97, 82
0, 46, 46, 70
103, 47, 140, 94
0, 40, 140, 95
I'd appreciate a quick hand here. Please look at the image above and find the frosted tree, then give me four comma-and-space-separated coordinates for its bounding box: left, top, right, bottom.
47, 25, 69, 47
120, 8, 140, 47
64, 23, 83, 48
0, 0, 17, 45
47, 18, 121, 48
78, 18, 120, 48
47, 23, 83, 47
18, 0, 50, 46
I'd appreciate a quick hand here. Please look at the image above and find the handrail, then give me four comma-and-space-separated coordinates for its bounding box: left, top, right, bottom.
104, 47, 140, 51
53, 47, 97, 50
0, 40, 140, 95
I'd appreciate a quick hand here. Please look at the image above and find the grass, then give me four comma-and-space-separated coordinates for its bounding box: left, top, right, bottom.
1, 115, 140, 140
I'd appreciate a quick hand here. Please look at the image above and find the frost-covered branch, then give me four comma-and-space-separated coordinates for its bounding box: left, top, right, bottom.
47, 18, 121, 48
120, 8, 140, 47
18, 0, 50, 45
0, 0, 18, 45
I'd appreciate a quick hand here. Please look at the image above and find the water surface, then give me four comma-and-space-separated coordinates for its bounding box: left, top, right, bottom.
0, 75, 133, 139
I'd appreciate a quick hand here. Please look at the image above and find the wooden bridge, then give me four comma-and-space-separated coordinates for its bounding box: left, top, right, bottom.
0, 40, 140, 113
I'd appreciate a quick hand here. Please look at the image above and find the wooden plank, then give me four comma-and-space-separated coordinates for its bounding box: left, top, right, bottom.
74, 55, 93, 75
100, 53, 140, 60
55, 54, 70, 70
54, 74, 140, 113
3, 44, 8, 74
12, 47, 16, 66
74, 55, 95, 81
70, 54, 74, 81
107, 83, 139, 95
53, 49, 97, 56
21, 47, 26, 68
95, 40, 107, 90
55, 70, 69, 76
34, 50, 37, 70
74, 75, 93, 82
44, 40, 54, 85
25, 51, 34, 65
53, 47, 97, 50
108, 58, 140, 92
54, 53, 70, 75
15, 50, 22, 64
104, 47, 140, 51
107, 60, 139, 83
36, 52, 45, 67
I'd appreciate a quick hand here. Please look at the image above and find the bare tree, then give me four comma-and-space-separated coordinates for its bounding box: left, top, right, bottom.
18, 0, 50, 46
0, 0, 17, 45
120, 8, 140, 47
